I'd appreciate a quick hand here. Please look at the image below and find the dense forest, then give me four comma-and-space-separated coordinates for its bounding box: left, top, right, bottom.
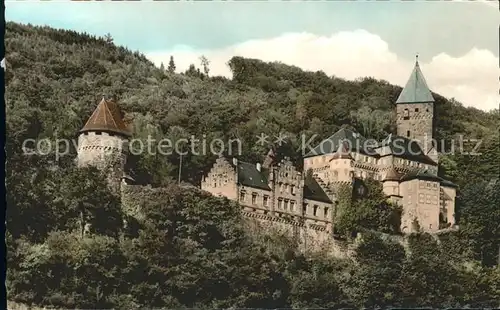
5, 22, 500, 308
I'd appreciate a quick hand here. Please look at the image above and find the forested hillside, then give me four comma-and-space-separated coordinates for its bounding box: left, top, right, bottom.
5, 22, 500, 309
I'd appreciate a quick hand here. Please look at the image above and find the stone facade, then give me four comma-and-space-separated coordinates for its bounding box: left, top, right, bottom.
396, 102, 438, 169
77, 131, 128, 194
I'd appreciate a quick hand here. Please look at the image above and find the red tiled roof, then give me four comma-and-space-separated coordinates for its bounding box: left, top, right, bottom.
80, 98, 131, 137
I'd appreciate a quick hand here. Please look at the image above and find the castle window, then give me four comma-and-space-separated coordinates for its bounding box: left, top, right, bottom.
278, 199, 283, 209
279, 183, 283, 193
252, 193, 257, 205
284, 184, 289, 193
284, 199, 289, 210
240, 191, 246, 202
313, 205, 318, 216
324, 207, 329, 218
303, 203, 308, 215
263, 195, 269, 207
407, 130, 411, 138
403, 108, 410, 120
426, 108, 429, 112
291, 185, 296, 195
415, 108, 419, 112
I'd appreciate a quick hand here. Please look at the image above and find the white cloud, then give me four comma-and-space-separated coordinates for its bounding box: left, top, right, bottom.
146, 30, 498, 111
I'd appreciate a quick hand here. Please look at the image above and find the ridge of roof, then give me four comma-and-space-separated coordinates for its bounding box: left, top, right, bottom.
305, 128, 378, 158
380, 134, 437, 166
401, 168, 443, 183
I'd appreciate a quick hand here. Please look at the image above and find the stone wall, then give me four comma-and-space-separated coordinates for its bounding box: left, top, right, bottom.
396, 102, 435, 164
242, 210, 355, 259
77, 131, 128, 194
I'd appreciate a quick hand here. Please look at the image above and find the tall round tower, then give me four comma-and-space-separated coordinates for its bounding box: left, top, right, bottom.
77, 97, 131, 194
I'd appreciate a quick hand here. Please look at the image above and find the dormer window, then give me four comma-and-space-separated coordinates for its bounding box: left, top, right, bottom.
403, 108, 410, 120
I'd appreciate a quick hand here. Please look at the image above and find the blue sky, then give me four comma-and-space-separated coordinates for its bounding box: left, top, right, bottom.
5, 0, 499, 110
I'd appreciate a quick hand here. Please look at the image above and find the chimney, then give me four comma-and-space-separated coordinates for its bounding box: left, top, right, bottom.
256, 163, 261, 172
232, 157, 238, 166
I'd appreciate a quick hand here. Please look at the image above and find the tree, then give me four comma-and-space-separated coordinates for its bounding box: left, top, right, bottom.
200, 55, 210, 76
104, 33, 113, 44
185, 64, 198, 77
168, 55, 176, 73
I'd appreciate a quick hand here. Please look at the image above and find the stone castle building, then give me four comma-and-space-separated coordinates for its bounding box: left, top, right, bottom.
76, 59, 458, 253
201, 59, 458, 236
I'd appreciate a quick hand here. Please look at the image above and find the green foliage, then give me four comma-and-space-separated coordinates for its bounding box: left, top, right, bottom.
335, 180, 402, 237
457, 179, 500, 267
6, 22, 500, 309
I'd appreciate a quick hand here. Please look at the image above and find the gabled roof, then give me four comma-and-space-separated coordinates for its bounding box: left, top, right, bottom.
400, 169, 443, 183
379, 134, 437, 166
233, 161, 271, 190
304, 177, 332, 203
396, 59, 435, 104
231, 158, 332, 203
80, 98, 131, 137
305, 128, 378, 158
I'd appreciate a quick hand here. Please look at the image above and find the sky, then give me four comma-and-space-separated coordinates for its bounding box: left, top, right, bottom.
6, 0, 499, 111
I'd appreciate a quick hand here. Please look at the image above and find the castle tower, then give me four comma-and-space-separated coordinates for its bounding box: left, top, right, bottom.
396, 56, 438, 166
328, 141, 354, 183
77, 98, 131, 194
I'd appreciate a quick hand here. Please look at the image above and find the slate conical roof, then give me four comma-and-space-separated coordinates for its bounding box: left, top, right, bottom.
396, 58, 434, 104
80, 98, 131, 137
383, 166, 401, 182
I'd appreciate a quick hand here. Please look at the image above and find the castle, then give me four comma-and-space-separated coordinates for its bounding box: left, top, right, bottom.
76, 58, 457, 253
200, 59, 458, 236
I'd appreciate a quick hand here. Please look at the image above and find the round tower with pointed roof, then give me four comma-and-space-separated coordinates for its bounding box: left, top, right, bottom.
328, 140, 354, 183
382, 166, 401, 200
77, 98, 131, 193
